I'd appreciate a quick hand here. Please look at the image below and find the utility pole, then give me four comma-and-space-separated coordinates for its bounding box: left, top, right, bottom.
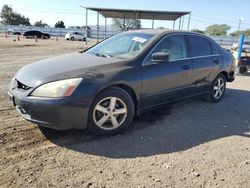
238, 18, 244, 34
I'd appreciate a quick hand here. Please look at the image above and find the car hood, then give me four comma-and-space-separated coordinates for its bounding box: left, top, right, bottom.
15, 52, 123, 87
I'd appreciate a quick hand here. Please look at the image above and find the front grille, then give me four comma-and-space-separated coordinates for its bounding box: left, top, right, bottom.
16, 80, 31, 90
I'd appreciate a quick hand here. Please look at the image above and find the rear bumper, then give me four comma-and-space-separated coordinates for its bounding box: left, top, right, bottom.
227, 71, 235, 82
8, 91, 89, 130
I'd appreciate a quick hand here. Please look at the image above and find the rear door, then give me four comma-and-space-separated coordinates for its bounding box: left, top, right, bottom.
186, 35, 221, 93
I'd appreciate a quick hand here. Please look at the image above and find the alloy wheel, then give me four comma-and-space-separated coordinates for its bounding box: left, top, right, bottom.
213, 78, 225, 99
93, 97, 127, 130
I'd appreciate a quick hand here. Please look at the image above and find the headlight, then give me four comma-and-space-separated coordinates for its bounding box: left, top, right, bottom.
31, 78, 82, 98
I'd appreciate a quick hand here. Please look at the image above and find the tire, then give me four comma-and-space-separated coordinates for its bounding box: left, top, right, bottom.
88, 87, 135, 136
239, 66, 248, 75
70, 37, 74, 41
205, 74, 226, 103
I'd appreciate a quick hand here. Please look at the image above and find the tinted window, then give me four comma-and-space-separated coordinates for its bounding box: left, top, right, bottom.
188, 35, 212, 57
210, 42, 219, 54
152, 35, 187, 61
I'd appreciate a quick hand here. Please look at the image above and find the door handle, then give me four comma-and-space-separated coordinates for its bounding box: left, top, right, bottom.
214, 59, 219, 64
182, 64, 191, 70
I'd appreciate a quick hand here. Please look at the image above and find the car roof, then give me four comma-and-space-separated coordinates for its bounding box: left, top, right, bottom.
126, 29, 207, 38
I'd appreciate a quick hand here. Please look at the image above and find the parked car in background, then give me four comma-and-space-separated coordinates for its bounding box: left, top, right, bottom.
65, 32, 86, 41
231, 41, 250, 52
9, 30, 235, 135
6, 29, 21, 35
23, 30, 50, 39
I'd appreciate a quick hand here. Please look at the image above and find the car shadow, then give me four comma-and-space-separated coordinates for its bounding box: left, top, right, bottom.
237, 71, 250, 77
40, 88, 250, 158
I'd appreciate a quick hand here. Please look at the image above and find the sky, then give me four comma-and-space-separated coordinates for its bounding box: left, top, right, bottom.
0, 0, 250, 32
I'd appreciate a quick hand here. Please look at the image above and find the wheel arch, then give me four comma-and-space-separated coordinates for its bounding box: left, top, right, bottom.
218, 71, 229, 81
96, 83, 138, 112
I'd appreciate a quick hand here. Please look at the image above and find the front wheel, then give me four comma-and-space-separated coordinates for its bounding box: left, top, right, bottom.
88, 87, 135, 135
205, 74, 226, 103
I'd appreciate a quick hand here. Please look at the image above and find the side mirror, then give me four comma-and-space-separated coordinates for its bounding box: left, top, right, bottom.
151, 52, 170, 63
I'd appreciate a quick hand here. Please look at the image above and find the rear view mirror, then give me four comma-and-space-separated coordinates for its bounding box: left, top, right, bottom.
152, 52, 170, 63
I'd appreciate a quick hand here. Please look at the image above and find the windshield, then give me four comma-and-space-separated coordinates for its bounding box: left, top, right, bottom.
85, 33, 154, 59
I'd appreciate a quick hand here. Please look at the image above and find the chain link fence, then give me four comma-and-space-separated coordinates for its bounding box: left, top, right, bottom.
0, 24, 249, 49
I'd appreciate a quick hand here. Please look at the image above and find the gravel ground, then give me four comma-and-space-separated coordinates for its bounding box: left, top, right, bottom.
0, 35, 249, 188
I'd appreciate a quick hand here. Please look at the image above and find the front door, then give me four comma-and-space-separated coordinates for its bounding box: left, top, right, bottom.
141, 35, 194, 109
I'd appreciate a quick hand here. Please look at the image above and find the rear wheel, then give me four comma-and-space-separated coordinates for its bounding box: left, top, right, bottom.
88, 87, 134, 135
205, 74, 226, 103
70, 37, 74, 41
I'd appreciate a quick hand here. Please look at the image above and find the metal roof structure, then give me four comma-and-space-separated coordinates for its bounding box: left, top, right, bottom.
80, 6, 191, 44
86, 7, 190, 21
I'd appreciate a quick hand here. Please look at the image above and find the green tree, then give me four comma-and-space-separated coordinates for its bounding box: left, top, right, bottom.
112, 18, 141, 31
205, 24, 231, 36
230, 29, 250, 37
230, 31, 241, 37
244, 29, 250, 36
0, 5, 30, 25
55, 21, 65, 28
191, 29, 205, 34
34, 20, 48, 27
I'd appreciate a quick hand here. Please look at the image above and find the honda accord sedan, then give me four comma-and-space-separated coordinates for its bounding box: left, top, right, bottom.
8, 30, 235, 135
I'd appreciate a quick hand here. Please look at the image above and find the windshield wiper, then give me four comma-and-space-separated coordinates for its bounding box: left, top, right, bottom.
95, 53, 111, 58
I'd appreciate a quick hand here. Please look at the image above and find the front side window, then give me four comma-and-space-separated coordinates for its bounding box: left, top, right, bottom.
86, 33, 154, 59
151, 35, 187, 61
188, 35, 212, 57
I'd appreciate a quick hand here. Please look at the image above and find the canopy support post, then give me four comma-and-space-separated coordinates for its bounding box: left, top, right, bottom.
187, 13, 191, 31
104, 17, 107, 39
85, 8, 88, 45
173, 20, 175, 30
123, 13, 126, 31
152, 16, 155, 29
97, 11, 99, 43
181, 17, 184, 30
178, 16, 182, 30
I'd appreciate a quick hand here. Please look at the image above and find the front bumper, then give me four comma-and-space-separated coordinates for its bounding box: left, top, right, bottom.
8, 90, 90, 130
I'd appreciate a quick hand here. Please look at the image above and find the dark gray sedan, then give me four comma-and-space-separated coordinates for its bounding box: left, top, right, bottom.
8, 30, 235, 135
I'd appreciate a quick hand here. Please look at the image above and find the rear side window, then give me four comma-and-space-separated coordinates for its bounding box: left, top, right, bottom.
210, 43, 219, 54
188, 35, 212, 57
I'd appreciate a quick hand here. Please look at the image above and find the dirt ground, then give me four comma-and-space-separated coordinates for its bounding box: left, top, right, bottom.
0, 35, 249, 188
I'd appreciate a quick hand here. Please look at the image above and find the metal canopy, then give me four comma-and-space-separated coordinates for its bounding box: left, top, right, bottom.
81, 6, 192, 44
86, 7, 190, 21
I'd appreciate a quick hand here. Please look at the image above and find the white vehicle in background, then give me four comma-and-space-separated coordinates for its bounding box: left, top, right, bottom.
65, 32, 86, 41
231, 41, 250, 52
